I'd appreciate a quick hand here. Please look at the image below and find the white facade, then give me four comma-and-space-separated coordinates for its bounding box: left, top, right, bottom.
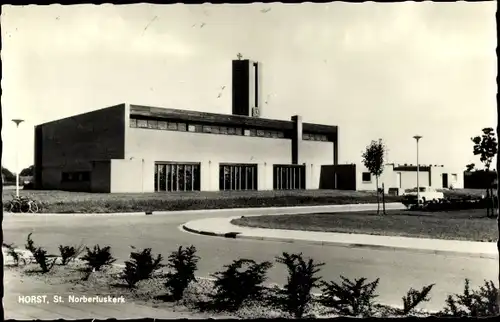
356, 163, 463, 192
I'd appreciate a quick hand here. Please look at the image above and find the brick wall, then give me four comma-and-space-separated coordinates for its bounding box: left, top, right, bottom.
37, 104, 126, 190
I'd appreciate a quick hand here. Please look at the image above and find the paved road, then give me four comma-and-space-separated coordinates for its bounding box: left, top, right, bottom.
3, 207, 497, 313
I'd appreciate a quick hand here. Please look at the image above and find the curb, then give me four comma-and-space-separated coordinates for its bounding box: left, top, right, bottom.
181, 224, 242, 239
181, 225, 498, 260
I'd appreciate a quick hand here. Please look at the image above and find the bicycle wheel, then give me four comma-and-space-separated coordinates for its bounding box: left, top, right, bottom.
9, 201, 21, 213
29, 202, 39, 213
19, 257, 27, 267
20, 201, 30, 213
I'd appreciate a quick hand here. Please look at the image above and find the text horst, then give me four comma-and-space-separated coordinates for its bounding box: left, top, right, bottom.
18, 295, 126, 304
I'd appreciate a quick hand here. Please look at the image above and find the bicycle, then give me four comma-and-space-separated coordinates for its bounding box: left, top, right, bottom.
7, 195, 40, 213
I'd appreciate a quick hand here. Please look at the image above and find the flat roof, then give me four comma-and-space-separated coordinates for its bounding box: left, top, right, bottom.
36, 103, 338, 138
130, 104, 338, 136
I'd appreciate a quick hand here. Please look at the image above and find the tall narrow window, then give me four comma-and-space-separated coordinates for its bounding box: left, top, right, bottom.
154, 165, 159, 191
155, 162, 201, 192
186, 165, 193, 191
273, 165, 306, 190
178, 164, 185, 191
193, 164, 200, 190
219, 164, 258, 191
253, 62, 259, 109
159, 164, 167, 191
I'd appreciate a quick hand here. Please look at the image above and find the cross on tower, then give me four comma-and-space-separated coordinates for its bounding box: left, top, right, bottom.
236, 53, 243, 60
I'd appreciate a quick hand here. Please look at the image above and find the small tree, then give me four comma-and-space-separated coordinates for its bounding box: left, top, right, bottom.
2, 166, 16, 182
362, 139, 387, 215
320, 276, 380, 317
465, 163, 476, 172
122, 248, 163, 288
165, 245, 200, 301
274, 252, 325, 318
441, 279, 498, 317
401, 284, 434, 316
20, 165, 35, 177
81, 245, 116, 272
471, 128, 498, 218
3, 243, 23, 266
210, 259, 272, 311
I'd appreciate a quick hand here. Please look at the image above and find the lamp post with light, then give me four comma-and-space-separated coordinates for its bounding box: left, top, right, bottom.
413, 135, 422, 206
12, 119, 25, 198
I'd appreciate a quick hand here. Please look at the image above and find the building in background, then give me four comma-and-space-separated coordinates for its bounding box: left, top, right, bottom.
321, 163, 463, 193
33, 59, 339, 193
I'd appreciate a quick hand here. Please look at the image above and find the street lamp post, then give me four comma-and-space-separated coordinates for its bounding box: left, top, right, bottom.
12, 119, 25, 198
413, 135, 423, 206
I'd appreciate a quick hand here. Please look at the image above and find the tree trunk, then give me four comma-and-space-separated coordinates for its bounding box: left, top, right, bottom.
376, 176, 380, 215
490, 187, 495, 218
382, 183, 386, 215
486, 187, 491, 218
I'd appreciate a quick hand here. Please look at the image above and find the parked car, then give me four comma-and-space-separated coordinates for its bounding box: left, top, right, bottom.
387, 187, 405, 196
403, 186, 444, 205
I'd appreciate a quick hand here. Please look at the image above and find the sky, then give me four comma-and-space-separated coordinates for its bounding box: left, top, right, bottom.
1, 2, 497, 174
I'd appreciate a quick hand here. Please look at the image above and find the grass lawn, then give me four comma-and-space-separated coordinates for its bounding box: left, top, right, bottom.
1, 189, 402, 213
231, 208, 498, 242
1, 188, 485, 214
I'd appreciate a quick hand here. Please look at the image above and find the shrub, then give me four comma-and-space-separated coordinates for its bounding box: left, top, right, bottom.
400, 284, 435, 316
24, 233, 57, 273
122, 248, 163, 288
81, 245, 116, 272
210, 258, 273, 312
58, 244, 85, 266
23, 233, 56, 272
165, 245, 200, 301
320, 276, 379, 317
25, 233, 36, 255
441, 279, 498, 317
273, 252, 325, 318
33, 247, 57, 273
3, 242, 22, 266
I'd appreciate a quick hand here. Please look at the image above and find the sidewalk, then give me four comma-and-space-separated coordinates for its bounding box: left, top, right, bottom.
182, 216, 498, 259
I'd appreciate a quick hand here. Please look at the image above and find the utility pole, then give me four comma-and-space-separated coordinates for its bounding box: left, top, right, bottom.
413, 135, 422, 207
12, 119, 25, 198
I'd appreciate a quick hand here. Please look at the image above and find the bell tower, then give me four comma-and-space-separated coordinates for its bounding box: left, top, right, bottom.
232, 58, 262, 117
